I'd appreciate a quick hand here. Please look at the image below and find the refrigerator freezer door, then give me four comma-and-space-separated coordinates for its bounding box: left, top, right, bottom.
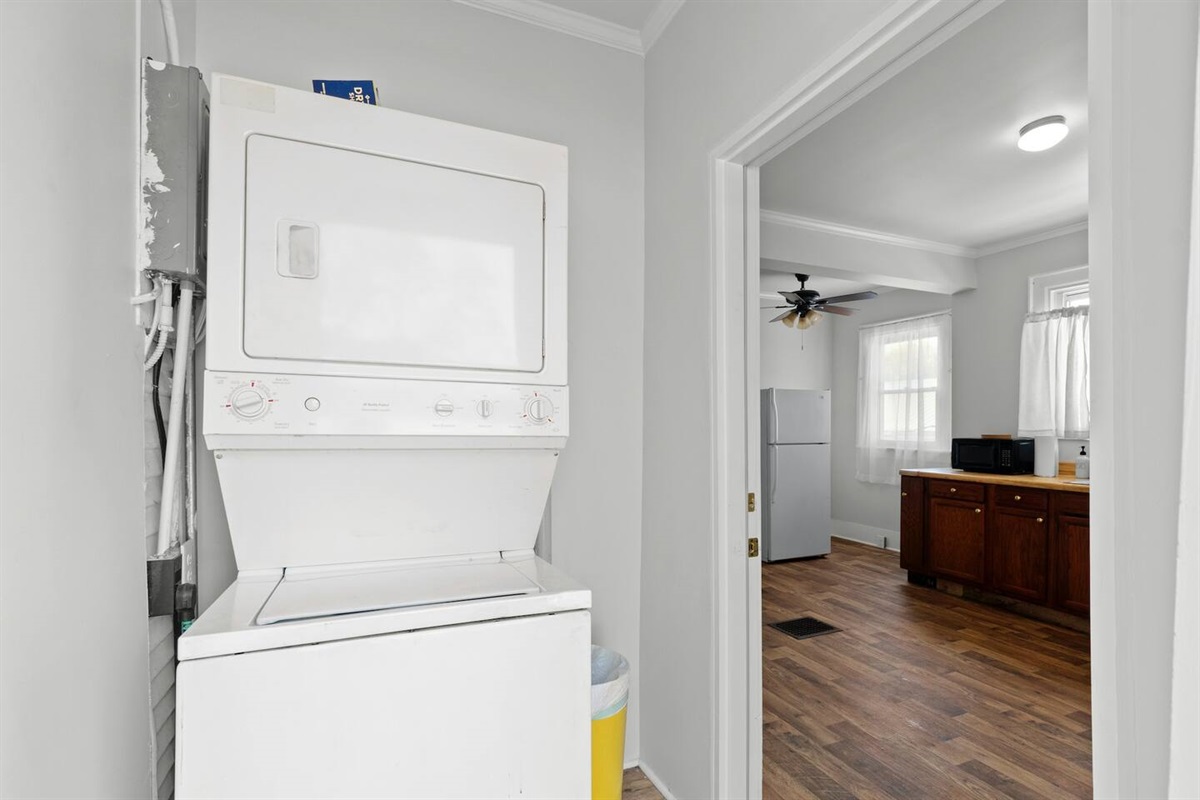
763, 389, 831, 444
764, 443, 832, 561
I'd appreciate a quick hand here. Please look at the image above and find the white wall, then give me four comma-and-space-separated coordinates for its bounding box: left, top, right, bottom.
1089, 2, 1198, 795
0, 2, 154, 797
829, 230, 1088, 537
759, 299, 833, 391
642, 2, 893, 795
192, 0, 646, 763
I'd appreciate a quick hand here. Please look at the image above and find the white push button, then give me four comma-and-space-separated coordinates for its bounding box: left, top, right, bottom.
304, 397, 321, 412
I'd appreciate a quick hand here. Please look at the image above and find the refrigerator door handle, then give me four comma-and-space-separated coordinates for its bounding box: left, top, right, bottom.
771, 445, 778, 504
771, 391, 779, 445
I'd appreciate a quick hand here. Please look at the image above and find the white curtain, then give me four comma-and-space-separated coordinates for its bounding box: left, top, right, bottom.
1017, 307, 1090, 438
856, 312, 952, 485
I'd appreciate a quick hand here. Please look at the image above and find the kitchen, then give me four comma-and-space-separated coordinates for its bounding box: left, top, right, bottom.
753, 0, 1097, 795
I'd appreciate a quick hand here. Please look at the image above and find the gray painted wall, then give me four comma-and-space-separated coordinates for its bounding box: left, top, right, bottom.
831, 229, 1088, 536
642, 2, 893, 795
193, 0, 646, 763
0, 2, 154, 796
759, 306, 834, 391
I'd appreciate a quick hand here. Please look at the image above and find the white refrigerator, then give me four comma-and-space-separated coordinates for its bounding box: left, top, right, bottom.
761, 388, 832, 561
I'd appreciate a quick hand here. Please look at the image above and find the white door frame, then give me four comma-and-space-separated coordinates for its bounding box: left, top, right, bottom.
702, 0, 1099, 795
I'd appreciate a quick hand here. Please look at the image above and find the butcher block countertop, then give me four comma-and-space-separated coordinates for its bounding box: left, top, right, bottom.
898, 467, 1090, 494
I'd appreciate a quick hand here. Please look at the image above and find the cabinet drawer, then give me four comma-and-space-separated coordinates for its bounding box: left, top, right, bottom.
994, 487, 1049, 511
927, 480, 985, 503
1057, 492, 1090, 516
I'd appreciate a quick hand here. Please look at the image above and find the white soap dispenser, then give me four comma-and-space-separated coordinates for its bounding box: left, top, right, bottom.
1075, 445, 1090, 480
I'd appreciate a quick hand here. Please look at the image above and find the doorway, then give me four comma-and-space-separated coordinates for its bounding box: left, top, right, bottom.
706, 0, 1124, 796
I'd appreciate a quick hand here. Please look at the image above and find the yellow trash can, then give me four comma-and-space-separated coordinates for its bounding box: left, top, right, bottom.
591, 646, 630, 800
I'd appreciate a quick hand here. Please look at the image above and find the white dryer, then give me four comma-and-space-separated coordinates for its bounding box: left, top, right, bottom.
176, 75, 587, 799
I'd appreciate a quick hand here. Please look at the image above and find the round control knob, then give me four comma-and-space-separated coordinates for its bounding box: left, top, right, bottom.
525, 396, 554, 424
304, 397, 321, 412
230, 386, 269, 420
476, 399, 494, 418
434, 399, 455, 417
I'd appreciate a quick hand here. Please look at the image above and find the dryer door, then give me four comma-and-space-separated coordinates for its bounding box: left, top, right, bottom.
242, 134, 545, 372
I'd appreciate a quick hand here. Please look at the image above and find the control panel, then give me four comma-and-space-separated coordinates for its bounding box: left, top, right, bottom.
204, 372, 568, 437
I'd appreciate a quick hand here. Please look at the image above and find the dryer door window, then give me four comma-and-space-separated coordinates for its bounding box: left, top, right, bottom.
242, 134, 545, 372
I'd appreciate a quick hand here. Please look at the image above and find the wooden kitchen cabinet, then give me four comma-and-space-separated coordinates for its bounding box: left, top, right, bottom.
988, 504, 1049, 603
899, 475, 925, 571
926, 495, 986, 584
898, 469, 1089, 618
1051, 493, 1091, 615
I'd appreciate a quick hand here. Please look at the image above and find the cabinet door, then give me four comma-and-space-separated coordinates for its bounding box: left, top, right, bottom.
1053, 513, 1090, 615
926, 497, 986, 584
989, 507, 1049, 602
899, 476, 925, 571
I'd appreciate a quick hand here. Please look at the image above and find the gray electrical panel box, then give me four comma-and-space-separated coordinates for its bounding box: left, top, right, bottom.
140, 59, 208, 283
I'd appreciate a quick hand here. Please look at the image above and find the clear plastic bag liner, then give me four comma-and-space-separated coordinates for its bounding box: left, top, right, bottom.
591, 645, 630, 720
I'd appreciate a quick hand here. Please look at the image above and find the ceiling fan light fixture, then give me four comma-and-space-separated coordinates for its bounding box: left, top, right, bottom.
782, 311, 799, 328
1017, 115, 1069, 152
795, 310, 820, 330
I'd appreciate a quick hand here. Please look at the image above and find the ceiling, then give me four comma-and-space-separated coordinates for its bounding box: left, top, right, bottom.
538, 0, 663, 30
760, 0, 1087, 250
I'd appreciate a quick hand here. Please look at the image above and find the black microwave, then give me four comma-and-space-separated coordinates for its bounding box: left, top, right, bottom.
951, 438, 1035, 474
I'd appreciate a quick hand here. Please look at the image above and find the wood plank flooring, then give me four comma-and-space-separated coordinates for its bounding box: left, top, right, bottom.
762, 540, 1091, 799
623, 539, 1092, 799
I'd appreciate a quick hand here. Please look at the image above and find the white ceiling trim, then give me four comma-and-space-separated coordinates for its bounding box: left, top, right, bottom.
974, 219, 1089, 258
760, 209, 975, 258
641, 0, 685, 51
452, 0, 684, 56
762, 209, 1089, 261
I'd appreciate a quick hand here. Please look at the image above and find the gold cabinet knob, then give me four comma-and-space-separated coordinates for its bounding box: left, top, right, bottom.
1014, 494, 1022, 501
950, 487, 957, 493
901, 491, 908, 497
1037, 517, 1044, 523
975, 508, 982, 514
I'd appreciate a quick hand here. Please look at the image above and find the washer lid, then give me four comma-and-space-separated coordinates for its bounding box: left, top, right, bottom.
177, 554, 590, 662
257, 559, 541, 625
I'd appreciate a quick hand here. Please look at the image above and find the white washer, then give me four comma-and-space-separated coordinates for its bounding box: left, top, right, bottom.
176, 76, 586, 798
177, 555, 589, 799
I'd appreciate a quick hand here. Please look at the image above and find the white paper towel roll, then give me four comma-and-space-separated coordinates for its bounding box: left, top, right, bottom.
1034, 435, 1058, 477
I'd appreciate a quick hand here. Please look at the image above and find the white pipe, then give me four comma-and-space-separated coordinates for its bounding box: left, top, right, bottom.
159, 0, 180, 65
157, 281, 194, 554
185, 336, 196, 545
142, 280, 163, 359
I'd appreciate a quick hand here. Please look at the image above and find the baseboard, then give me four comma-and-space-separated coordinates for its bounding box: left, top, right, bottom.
832, 519, 899, 552
636, 761, 677, 800
624, 758, 639, 770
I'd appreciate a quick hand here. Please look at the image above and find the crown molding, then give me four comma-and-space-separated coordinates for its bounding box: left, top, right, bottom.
761, 209, 1089, 261
641, 0, 685, 52
760, 209, 975, 258
974, 219, 1089, 258
452, 0, 683, 56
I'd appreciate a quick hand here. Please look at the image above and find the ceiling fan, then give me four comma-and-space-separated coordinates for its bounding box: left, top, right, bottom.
765, 274, 878, 329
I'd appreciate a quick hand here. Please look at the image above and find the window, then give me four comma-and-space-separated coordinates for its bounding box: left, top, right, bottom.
1030, 265, 1089, 312
856, 311, 952, 485
1019, 269, 1090, 440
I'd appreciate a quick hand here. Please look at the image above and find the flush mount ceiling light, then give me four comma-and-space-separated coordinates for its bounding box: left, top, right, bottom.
1018, 115, 1069, 152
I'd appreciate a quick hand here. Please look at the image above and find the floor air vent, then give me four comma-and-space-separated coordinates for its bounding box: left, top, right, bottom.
769, 617, 840, 641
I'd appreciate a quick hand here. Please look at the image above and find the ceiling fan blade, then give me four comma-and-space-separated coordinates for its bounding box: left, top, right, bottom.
778, 291, 803, 302
818, 304, 856, 316
818, 290, 878, 305
769, 309, 794, 323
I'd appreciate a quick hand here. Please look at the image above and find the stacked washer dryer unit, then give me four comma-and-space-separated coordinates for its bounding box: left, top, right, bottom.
175, 74, 589, 799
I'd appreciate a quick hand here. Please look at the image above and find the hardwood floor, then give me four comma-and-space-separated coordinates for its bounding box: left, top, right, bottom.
622, 767, 663, 799
623, 539, 1092, 799
763, 539, 1091, 799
